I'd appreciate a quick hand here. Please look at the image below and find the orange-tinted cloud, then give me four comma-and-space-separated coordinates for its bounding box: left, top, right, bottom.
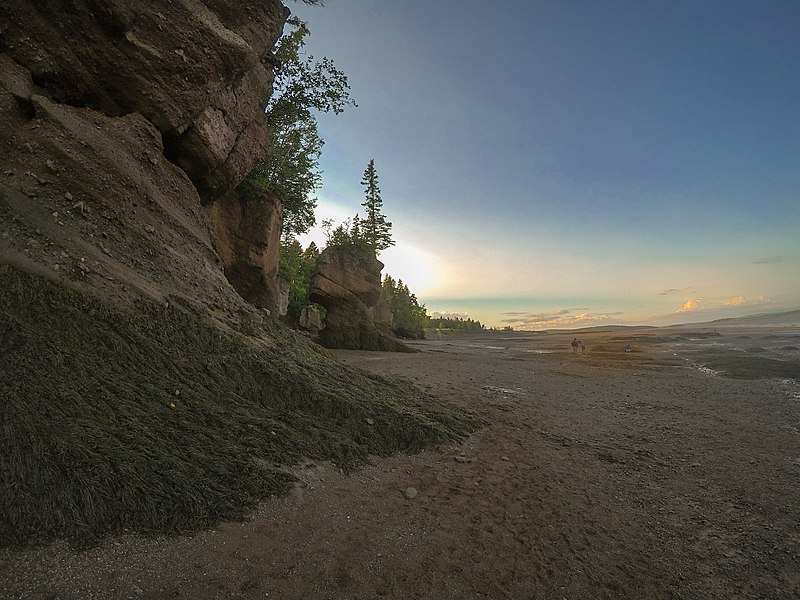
678, 299, 701, 313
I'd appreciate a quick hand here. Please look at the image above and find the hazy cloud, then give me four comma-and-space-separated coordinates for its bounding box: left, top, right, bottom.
721, 294, 770, 307
753, 256, 782, 264
659, 288, 680, 296
500, 310, 621, 330
501, 309, 571, 321
723, 296, 747, 306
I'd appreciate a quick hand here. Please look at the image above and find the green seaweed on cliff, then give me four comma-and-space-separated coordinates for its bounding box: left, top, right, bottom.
0, 266, 480, 547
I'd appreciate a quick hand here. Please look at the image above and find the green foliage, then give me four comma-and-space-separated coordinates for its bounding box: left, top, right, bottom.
427, 316, 486, 332
268, 19, 355, 120
240, 19, 355, 237
381, 275, 427, 335
318, 160, 393, 259
279, 238, 319, 321
360, 159, 394, 253
321, 217, 375, 261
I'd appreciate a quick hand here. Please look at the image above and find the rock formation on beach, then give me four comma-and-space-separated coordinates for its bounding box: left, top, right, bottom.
310, 246, 415, 351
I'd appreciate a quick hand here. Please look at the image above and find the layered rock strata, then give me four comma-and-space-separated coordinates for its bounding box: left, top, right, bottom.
0, 0, 288, 317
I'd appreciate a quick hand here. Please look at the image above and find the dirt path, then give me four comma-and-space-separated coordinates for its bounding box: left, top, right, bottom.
2, 331, 799, 599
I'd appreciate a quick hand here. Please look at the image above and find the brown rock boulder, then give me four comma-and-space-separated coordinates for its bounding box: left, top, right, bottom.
299, 304, 324, 334
309, 247, 414, 352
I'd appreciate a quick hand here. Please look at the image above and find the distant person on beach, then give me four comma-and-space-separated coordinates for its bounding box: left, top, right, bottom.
579, 340, 585, 354
571, 338, 579, 353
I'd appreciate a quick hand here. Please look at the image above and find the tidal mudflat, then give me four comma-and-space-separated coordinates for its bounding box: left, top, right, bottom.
2, 326, 799, 599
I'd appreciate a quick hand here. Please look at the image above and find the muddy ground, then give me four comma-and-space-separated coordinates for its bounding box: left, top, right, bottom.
2, 327, 799, 599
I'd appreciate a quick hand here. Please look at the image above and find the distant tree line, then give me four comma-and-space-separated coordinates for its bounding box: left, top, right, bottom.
426, 316, 485, 332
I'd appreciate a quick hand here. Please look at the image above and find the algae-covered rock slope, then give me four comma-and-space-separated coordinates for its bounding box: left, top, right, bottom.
0, 267, 479, 546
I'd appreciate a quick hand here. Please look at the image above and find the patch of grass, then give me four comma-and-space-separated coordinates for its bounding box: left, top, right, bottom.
0, 266, 480, 547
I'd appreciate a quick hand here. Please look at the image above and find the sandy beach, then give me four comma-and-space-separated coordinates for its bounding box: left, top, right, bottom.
2, 326, 799, 599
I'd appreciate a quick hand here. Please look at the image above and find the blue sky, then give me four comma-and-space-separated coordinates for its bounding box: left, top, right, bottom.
291, 0, 800, 329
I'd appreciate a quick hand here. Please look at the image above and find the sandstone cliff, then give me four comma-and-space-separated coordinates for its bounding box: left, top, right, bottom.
0, 0, 287, 314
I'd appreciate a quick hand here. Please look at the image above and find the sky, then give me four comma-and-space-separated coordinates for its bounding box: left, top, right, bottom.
290, 0, 800, 329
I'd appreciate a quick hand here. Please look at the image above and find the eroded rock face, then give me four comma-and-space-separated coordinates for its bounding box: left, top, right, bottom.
371, 299, 394, 337
0, 82, 230, 317
0, 0, 288, 323
1, 1, 286, 204
165, 64, 275, 202
309, 247, 414, 352
311, 248, 383, 309
206, 189, 283, 312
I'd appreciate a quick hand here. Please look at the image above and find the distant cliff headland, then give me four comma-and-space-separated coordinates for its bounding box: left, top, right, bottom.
0, 0, 479, 546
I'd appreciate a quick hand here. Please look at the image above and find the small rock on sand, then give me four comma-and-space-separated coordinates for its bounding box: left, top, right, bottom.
404, 487, 417, 499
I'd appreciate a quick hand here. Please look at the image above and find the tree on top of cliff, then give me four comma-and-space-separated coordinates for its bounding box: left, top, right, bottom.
240, 18, 355, 236
320, 216, 373, 261
360, 159, 394, 253
267, 18, 355, 120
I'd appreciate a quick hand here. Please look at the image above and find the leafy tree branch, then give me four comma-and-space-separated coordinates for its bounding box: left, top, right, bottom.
240, 18, 355, 237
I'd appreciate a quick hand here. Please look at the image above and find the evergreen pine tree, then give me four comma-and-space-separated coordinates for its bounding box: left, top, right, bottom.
351, 213, 363, 243
360, 159, 394, 253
